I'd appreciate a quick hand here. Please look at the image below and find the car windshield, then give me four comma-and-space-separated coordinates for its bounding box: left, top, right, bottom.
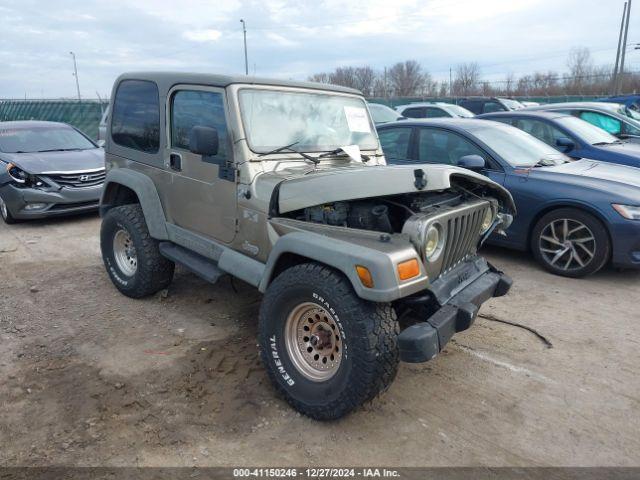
556, 116, 619, 145
500, 98, 524, 110
239, 88, 379, 154
445, 104, 474, 118
622, 107, 640, 121
0, 124, 96, 153
368, 104, 399, 123
472, 123, 569, 167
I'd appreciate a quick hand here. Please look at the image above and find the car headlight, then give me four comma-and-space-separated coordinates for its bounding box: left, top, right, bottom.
480, 207, 496, 233
612, 204, 640, 220
6, 163, 27, 184
424, 223, 444, 261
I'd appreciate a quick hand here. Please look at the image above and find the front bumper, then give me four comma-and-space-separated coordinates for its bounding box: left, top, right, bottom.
0, 183, 102, 219
398, 265, 512, 363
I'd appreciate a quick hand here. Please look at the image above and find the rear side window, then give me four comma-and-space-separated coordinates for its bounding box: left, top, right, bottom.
378, 127, 412, 161
171, 90, 228, 161
402, 107, 425, 118
111, 80, 160, 153
425, 107, 449, 118
482, 101, 506, 113
459, 101, 481, 114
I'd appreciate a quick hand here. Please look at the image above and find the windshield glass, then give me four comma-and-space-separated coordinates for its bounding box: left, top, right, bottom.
446, 104, 474, 117
500, 98, 524, 110
239, 89, 379, 154
556, 116, 619, 144
622, 106, 640, 121
472, 123, 568, 167
0, 124, 96, 153
368, 104, 399, 123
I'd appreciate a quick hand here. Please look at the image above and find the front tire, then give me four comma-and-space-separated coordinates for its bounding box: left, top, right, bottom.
531, 208, 610, 278
259, 263, 399, 420
0, 194, 17, 224
100, 204, 175, 298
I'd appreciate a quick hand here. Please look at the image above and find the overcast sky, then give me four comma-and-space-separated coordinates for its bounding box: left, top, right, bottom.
1, 0, 638, 99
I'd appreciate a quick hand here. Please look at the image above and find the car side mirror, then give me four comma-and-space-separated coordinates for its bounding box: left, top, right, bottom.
555, 137, 575, 152
458, 154, 486, 171
96, 139, 106, 148
189, 126, 219, 156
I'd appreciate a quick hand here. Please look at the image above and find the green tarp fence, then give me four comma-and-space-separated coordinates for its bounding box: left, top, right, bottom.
0, 99, 108, 140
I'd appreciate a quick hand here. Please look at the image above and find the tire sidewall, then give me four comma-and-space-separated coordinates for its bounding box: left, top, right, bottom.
532, 208, 610, 277
260, 282, 355, 407
101, 210, 142, 293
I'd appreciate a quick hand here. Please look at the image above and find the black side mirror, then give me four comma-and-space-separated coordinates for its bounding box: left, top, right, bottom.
555, 137, 575, 152
189, 126, 219, 156
458, 154, 486, 171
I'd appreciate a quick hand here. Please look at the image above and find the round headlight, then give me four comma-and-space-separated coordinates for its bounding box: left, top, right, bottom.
481, 207, 495, 233
424, 223, 444, 261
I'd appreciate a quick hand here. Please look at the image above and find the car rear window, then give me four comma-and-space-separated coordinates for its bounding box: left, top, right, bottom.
111, 80, 160, 153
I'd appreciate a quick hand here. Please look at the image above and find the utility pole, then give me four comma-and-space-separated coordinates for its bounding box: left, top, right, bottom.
240, 19, 248, 75
449, 67, 453, 98
69, 51, 81, 101
612, 1, 627, 94
619, 0, 633, 94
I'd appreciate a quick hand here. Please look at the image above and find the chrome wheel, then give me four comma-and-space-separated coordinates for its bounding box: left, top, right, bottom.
113, 228, 137, 276
539, 218, 596, 272
284, 302, 343, 382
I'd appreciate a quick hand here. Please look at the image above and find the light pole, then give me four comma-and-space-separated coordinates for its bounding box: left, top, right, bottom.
618, 0, 633, 94
69, 51, 81, 100
240, 19, 248, 75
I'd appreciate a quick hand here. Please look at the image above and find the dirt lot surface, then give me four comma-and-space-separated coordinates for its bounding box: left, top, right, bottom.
1, 213, 639, 467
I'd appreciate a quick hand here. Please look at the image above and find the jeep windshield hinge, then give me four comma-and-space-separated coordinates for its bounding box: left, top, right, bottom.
203, 155, 236, 182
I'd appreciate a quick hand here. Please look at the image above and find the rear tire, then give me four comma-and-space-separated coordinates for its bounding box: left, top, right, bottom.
100, 204, 174, 298
531, 208, 610, 278
259, 262, 399, 420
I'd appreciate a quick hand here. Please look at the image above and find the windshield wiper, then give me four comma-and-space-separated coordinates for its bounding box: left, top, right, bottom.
317, 147, 370, 162
36, 148, 82, 152
258, 141, 320, 164
592, 141, 623, 146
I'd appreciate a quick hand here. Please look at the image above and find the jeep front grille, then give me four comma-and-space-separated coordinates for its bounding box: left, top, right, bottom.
440, 203, 489, 273
45, 169, 106, 188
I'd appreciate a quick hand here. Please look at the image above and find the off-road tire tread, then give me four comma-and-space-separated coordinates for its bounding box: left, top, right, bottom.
259, 262, 399, 420
101, 204, 174, 298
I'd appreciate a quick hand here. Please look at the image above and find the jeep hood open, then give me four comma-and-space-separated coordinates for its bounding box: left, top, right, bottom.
260, 163, 516, 215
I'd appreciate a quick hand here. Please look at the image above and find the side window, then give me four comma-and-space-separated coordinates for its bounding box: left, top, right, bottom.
402, 108, 425, 118
482, 101, 506, 113
512, 119, 567, 147
418, 128, 486, 165
624, 121, 640, 136
460, 101, 481, 114
425, 107, 449, 118
579, 111, 622, 135
111, 80, 160, 153
171, 90, 228, 161
378, 127, 412, 161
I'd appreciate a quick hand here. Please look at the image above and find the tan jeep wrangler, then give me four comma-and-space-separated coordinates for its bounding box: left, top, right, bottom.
99, 72, 515, 419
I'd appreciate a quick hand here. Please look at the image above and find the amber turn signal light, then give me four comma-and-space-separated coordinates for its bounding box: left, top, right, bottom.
397, 259, 420, 281
355, 265, 374, 288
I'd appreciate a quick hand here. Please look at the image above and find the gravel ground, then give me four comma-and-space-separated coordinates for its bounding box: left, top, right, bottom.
1, 213, 639, 467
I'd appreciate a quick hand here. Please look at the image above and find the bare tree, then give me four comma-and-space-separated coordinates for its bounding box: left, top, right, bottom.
329, 67, 358, 89
353, 67, 376, 96
453, 62, 481, 95
308, 72, 330, 83
566, 47, 593, 92
388, 60, 425, 96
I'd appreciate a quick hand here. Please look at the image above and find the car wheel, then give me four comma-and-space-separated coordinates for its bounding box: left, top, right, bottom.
259, 262, 399, 420
100, 204, 175, 298
0, 194, 17, 224
531, 208, 610, 278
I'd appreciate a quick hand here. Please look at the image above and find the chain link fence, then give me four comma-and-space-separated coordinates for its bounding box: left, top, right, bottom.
0, 99, 108, 140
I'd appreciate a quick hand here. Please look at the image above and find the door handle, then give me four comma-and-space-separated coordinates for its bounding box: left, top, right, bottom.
169, 153, 182, 171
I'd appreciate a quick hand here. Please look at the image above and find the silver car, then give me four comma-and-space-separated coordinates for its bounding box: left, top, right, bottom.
0, 121, 105, 223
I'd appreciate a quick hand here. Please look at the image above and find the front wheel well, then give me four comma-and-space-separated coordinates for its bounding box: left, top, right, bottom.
527, 204, 612, 251
100, 183, 140, 215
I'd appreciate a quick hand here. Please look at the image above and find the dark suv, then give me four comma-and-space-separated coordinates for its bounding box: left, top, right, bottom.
457, 97, 524, 115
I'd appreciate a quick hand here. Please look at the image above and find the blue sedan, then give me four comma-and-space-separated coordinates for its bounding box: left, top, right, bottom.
377, 118, 640, 277
478, 111, 640, 167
